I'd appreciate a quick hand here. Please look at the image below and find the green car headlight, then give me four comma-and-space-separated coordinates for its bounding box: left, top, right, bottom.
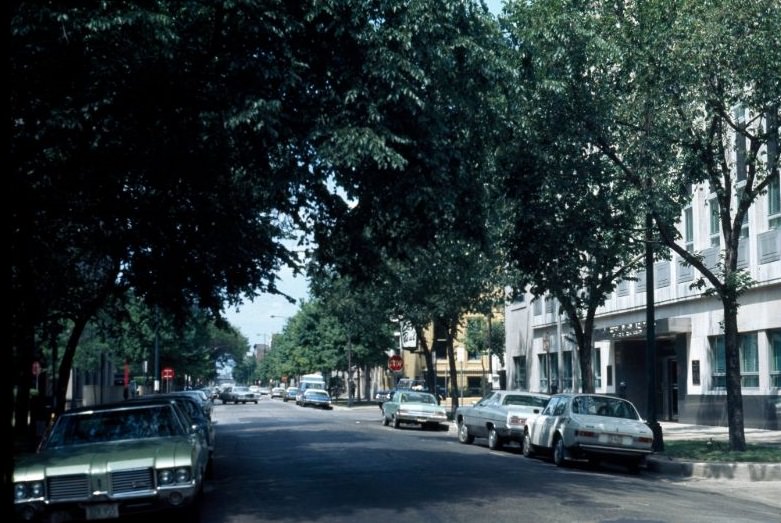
14, 481, 44, 500
158, 469, 174, 485
174, 467, 192, 484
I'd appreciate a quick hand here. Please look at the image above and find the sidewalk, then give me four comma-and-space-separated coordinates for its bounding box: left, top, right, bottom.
646, 421, 781, 481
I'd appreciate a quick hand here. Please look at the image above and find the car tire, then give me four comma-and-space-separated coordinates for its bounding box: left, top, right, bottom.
457, 422, 474, 444
553, 437, 567, 467
254, 401, 258, 404
392, 414, 400, 429
488, 426, 502, 450
522, 431, 534, 458
626, 458, 643, 474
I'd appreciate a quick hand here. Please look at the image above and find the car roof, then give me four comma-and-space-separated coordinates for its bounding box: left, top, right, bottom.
501, 390, 550, 398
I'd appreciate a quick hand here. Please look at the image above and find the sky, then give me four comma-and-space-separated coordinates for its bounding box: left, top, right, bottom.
224, 261, 309, 349
224, 1, 504, 348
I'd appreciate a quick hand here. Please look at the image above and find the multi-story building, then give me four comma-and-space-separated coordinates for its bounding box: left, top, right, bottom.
386, 315, 502, 401
504, 172, 781, 429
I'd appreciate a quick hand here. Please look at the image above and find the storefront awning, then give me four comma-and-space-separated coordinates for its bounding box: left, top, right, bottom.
593, 317, 691, 341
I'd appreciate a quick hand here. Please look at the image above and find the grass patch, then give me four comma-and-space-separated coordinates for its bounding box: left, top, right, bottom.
659, 440, 781, 463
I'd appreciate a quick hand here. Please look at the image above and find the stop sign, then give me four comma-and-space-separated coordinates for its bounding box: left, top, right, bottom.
388, 355, 403, 372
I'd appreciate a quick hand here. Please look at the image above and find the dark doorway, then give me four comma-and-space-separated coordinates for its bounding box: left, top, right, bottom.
663, 357, 679, 421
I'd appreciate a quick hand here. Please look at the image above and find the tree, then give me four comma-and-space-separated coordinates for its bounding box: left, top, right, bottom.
310, 273, 397, 401
501, 0, 780, 450
499, 0, 649, 394
306, 1, 508, 411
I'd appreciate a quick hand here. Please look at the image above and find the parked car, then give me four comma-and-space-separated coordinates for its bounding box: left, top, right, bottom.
375, 389, 394, 411
158, 393, 216, 473
177, 389, 214, 419
455, 390, 550, 450
271, 387, 286, 399
219, 386, 258, 404
522, 393, 654, 472
300, 389, 333, 409
14, 400, 208, 522
382, 390, 448, 430
284, 387, 298, 402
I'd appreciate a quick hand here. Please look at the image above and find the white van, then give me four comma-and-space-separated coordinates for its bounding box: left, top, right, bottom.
296, 374, 326, 405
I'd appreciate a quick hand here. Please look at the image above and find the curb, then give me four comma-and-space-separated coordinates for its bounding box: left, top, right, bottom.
646, 455, 781, 481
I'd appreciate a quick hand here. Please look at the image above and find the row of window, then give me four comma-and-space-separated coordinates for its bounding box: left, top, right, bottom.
513, 330, 781, 392
710, 330, 781, 388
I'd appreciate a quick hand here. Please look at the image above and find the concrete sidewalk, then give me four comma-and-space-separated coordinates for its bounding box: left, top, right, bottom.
646, 421, 781, 481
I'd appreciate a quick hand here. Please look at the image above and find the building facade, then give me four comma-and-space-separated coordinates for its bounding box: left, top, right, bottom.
504, 176, 781, 429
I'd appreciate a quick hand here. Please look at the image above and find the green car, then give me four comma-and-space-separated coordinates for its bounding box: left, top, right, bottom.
382, 391, 448, 430
14, 399, 208, 522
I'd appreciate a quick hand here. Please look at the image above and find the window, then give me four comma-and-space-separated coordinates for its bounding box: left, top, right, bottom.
770, 331, 781, 388
562, 351, 573, 391
635, 270, 646, 292
767, 110, 779, 229
545, 296, 554, 313
709, 334, 759, 389
769, 172, 780, 230
513, 356, 527, 390
593, 348, 602, 389
709, 197, 721, 247
549, 353, 559, 393
679, 207, 695, 283
684, 206, 694, 251
738, 187, 749, 239
741, 334, 759, 387
533, 298, 542, 316
538, 354, 548, 392
735, 106, 747, 182
710, 337, 726, 388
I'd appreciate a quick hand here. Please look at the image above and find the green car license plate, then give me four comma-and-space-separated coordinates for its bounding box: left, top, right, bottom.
86, 503, 119, 520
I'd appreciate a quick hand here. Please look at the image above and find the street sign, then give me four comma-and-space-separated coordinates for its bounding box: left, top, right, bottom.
388, 355, 403, 372
161, 367, 174, 379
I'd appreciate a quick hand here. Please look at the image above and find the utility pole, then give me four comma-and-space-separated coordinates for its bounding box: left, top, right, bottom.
646, 213, 664, 451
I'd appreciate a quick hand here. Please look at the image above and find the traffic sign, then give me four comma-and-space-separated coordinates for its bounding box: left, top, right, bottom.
388, 355, 403, 372
161, 367, 175, 379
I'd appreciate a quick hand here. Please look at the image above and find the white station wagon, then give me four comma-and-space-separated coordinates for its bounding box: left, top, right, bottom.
522, 393, 654, 472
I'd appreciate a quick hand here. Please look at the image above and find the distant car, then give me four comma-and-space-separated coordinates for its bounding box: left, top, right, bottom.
284, 387, 298, 402
13, 400, 208, 522
271, 387, 286, 399
300, 389, 333, 409
219, 386, 258, 404
258, 387, 271, 397
248, 385, 261, 394
523, 393, 654, 472
382, 391, 448, 430
375, 389, 395, 411
375, 389, 392, 402
455, 390, 550, 450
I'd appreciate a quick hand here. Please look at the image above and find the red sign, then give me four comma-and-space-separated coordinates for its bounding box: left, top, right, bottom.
161, 367, 175, 379
388, 355, 403, 372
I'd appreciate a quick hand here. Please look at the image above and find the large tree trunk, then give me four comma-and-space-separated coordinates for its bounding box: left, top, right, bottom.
723, 294, 747, 451
55, 315, 91, 416
446, 319, 460, 413
560, 300, 593, 393
415, 328, 438, 402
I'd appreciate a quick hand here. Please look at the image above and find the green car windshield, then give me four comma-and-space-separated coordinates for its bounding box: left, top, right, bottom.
45, 406, 185, 448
